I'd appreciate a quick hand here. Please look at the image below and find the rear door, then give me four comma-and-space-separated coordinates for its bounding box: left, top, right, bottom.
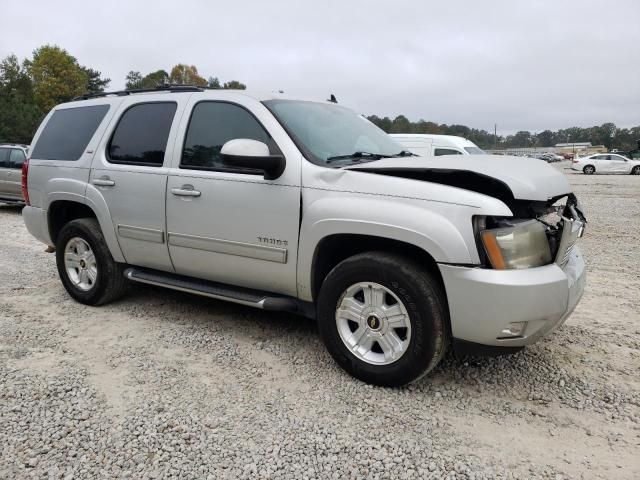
90, 98, 187, 272
0, 148, 13, 198
592, 155, 610, 172
8, 149, 27, 197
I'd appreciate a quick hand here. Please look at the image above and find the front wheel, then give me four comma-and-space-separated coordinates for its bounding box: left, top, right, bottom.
56, 218, 128, 306
583, 165, 595, 175
317, 252, 450, 387
631, 166, 640, 175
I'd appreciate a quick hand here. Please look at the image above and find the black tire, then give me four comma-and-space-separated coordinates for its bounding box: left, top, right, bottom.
55, 218, 128, 306
631, 166, 640, 175
317, 251, 450, 387
583, 165, 595, 175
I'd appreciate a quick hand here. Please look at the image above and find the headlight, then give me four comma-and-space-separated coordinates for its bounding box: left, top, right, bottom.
480, 219, 552, 269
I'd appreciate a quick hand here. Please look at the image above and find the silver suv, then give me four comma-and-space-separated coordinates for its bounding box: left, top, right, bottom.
22, 86, 587, 386
0, 143, 28, 204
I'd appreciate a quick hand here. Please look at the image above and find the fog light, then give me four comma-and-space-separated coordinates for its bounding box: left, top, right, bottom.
499, 321, 527, 338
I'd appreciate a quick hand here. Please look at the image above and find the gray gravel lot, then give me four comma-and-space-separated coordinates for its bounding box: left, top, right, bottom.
1, 163, 638, 479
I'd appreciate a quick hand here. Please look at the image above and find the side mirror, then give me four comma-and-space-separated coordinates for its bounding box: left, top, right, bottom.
220, 139, 285, 180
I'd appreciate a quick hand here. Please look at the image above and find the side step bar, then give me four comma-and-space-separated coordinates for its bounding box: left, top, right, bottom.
124, 267, 303, 313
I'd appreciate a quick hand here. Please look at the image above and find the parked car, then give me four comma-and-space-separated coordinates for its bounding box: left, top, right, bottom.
389, 134, 485, 157
571, 153, 640, 175
22, 86, 587, 386
0, 143, 28, 204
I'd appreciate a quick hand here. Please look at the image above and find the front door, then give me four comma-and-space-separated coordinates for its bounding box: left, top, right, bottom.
166, 99, 301, 297
609, 155, 631, 173
90, 100, 184, 272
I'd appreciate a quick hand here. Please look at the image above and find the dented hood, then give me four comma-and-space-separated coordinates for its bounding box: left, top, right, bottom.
344, 154, 571, 202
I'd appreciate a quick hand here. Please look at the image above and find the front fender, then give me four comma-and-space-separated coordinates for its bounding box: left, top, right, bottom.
296, 194, 480, 301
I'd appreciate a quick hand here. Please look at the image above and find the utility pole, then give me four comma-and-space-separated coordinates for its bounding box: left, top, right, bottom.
494, 124, 497, 151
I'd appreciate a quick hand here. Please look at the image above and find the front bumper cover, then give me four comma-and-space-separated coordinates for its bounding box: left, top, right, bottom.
439, 246, 586, 349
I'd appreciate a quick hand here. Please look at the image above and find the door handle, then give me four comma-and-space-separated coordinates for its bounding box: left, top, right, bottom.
171, 185, 201, 197
92, 177, 115, 187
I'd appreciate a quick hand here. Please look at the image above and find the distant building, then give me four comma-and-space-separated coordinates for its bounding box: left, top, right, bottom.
487, 142, 606, 156
555, 142, 606, 155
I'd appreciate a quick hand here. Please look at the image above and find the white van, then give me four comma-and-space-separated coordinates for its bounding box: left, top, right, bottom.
390, 134, 485, 157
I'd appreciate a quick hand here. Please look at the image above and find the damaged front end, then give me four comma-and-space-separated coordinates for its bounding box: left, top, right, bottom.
474, 193, 586, 270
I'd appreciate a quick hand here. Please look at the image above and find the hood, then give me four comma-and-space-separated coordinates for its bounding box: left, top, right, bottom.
344, 154, 571, 202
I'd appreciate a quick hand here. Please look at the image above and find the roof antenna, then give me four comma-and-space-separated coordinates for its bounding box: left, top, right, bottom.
328, 94, 338, 103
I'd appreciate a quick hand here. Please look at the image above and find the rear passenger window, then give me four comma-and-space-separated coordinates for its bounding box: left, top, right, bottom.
30, 105, 109, 160
108, 102, 177, 166
10, 149, 26, 168
434, 148, 463, 156
181, 102, 275, 170
0, 149, 9, 168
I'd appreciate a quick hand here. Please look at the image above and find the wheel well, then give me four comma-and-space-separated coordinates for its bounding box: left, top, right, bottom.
48, 201, 97, 245
311, 234, 444, 301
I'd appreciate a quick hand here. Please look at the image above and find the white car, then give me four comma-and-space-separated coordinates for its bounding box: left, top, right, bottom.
390, 134, 484, 157
572, 153, 640, 175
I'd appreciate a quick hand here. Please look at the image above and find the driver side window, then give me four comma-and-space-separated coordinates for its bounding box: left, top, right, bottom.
181, 102, 278, 170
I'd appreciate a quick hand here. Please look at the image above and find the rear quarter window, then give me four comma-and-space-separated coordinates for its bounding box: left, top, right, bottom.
30, 105, 110, 161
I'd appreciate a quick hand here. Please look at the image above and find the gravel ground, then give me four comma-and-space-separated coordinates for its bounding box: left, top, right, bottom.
1, 163, 638, 479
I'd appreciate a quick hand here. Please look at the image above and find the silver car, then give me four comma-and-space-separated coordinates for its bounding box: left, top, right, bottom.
21, 87, 587, 386
0, 144, 28, 204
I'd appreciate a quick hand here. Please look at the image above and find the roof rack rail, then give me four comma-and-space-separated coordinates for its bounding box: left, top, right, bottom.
72, 84, 205, 101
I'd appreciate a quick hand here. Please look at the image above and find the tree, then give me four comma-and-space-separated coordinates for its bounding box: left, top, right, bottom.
82, 67, 110, 94
125, 71, 143, 89
25, 45, 87, 112
169, 64, 207, 86
141, 70, 169, 88
0, 54, 43, 143
207, 76, 221, 89
222, 80, 246, 90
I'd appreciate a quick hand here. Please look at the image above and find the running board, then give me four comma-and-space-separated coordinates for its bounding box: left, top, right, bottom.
124, 267, 300, 312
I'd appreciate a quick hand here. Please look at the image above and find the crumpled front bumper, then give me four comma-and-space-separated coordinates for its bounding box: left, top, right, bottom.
439, 246, 586, 349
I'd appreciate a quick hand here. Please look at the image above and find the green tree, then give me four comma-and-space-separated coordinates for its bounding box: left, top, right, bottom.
169, 64, 207, 86
82, 67, 110, 94
222, 80, 246, 90
125, 70, 143, 89
207, 76, 221, 89
0, 54, 43, 143
25, 45, 87, 112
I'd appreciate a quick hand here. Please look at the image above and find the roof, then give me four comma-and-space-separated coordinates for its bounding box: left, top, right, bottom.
555, 142, 591, 147
70, 85, 332, 104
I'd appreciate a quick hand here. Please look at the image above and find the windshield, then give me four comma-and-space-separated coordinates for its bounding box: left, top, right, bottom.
263, 100, 405, 166
464, 146, 485, 155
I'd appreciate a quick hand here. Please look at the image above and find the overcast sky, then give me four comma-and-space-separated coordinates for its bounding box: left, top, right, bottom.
2, 0, 639, 134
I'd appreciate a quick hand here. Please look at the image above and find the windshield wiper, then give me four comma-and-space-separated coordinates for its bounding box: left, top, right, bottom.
389, 150, 417, 157
326, 152, 386, 163
326, 150, 416, 164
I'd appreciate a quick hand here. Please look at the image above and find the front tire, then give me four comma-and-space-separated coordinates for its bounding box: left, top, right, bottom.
631, 166, 640, 175
55, 218, 127, 306
583, 165, 595, 175
317, 252, 450, 387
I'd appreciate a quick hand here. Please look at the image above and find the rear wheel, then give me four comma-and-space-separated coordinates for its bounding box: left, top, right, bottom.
631, 166, 640, 175
317, 252, 450, 387
583, 165, 595, 175
56, 218, 128, 305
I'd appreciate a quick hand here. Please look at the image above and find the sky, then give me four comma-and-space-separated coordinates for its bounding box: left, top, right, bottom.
1, 0, 639, 135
